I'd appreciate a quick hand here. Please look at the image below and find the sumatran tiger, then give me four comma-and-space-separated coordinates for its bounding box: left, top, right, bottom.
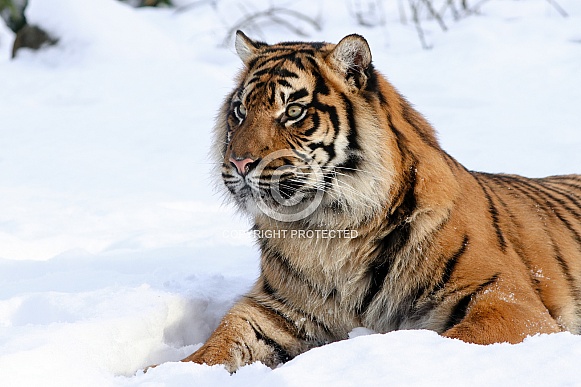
180, 32, 581, 372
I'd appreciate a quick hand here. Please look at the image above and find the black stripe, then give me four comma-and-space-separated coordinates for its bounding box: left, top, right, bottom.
248, 321, 293, 364
262, 275, 278, 297
359, 221, 412, 314
442, 151, 462, 173
473, 174, 508, 253
305, 57, 330, 96
289, 88, 309, 102
260, 243, 331, 300
309, 101, 340, 161
361, 161, 419, 316
444, 294, 472, 331
263, 45, 318, 55
552, 241, 581, 299
340, 93, 361, 151
400, 102, 440, 149
383, 114, 418, 222
252, 67, 273, 78
250, 286, 301, 335
307, 142, 336, 162
262, 247, 309, 285
384, 109, 418, 219
495, 176, 581, 317
544, 175, 581, 182
551, 246, 581, 327
242, 84, 257, 106
501, 175, 581, 249
492, 174, 546, 209
252, 65, 277, 77
247, 56, 260, 69
485, 175, 545, 296
444, 273, 500, 331
386, 112, 412, 167
314, 102, 340, 129
303, 112, 320, 137
433, 235, 469, 294
236, 87, 244, 99
335, 154, 362, 172
349, 68, 364, 89
276, 41, 323, 50
261, 47, 293, 54
268, 82, 276, 105
257, 277, 335, 338
537, 180, 581, 213
277, 79, 292, 88
397, 165, 418, 221
293, 56, 305, 71
251, 53, 305, 71
233, 339, 252, 362
545, 178, 581, 193
313, 73, 330, 96
305, 55, 318, 68
246, 76, 261, 86
273, 68, 299, 78
363, 64, 379, 96
548, 181, 581, 199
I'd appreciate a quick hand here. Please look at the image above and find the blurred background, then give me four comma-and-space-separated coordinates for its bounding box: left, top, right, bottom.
2, 0, 577, 54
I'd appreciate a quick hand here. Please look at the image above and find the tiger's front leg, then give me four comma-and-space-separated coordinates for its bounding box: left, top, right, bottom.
181, 296, 310, 372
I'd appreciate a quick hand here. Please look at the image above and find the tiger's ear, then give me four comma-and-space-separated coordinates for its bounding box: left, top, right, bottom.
235, 30, 265, 65
328, 34, 372, 89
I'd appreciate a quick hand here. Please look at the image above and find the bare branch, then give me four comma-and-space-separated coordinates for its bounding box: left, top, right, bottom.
221, 7, 321, 47
398, 0, 408, 24
409, 0, 431, 50
349, 0, 386, 28
419, 0, 447, 31
545, 0, 568, 17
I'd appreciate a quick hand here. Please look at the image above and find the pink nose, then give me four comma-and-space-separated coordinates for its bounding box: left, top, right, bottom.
229, 157, 256, 176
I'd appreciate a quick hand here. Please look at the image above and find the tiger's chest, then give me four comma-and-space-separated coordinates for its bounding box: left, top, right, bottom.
257, 224, 436, 337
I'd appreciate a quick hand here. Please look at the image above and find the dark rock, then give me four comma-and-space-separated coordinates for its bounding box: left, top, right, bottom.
12, 24, 58, 58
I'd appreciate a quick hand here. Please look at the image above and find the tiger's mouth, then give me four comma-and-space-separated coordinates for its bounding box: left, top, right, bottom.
239, 167, 320, 204
225, 158, 328, 221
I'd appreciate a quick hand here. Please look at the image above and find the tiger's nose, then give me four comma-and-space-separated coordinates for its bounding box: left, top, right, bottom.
229, 156, 258, 176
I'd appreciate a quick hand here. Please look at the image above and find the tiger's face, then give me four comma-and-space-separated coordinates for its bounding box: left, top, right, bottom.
216, 32, 391, 223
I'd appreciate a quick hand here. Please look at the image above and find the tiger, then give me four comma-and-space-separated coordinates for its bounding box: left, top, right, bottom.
179, 31, 581, 372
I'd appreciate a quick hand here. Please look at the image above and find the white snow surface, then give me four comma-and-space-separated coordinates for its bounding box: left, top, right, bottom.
1, 0, 581, 385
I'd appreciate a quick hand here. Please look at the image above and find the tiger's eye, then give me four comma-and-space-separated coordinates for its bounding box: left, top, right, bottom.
286, 104, 304, 119
234, 103, 247, 121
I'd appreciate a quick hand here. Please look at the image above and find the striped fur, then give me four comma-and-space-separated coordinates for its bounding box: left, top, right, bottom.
182, 32, 581, 372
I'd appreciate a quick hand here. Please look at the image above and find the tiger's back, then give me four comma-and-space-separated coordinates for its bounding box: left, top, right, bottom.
465, 173, 581, 333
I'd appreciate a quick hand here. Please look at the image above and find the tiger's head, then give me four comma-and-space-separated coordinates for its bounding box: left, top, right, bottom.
214, 32, 396, 226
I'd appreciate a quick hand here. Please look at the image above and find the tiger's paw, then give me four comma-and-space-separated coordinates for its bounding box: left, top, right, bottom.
180, 345, 241, 373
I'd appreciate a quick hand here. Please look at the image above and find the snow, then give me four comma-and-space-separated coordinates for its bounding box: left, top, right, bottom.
1, 0, 581, 385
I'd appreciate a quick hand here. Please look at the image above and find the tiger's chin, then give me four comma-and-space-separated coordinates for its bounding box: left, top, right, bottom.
229, 184, 325, 222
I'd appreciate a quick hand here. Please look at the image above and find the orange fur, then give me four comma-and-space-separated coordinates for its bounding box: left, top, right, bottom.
169, 32, 581, 372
